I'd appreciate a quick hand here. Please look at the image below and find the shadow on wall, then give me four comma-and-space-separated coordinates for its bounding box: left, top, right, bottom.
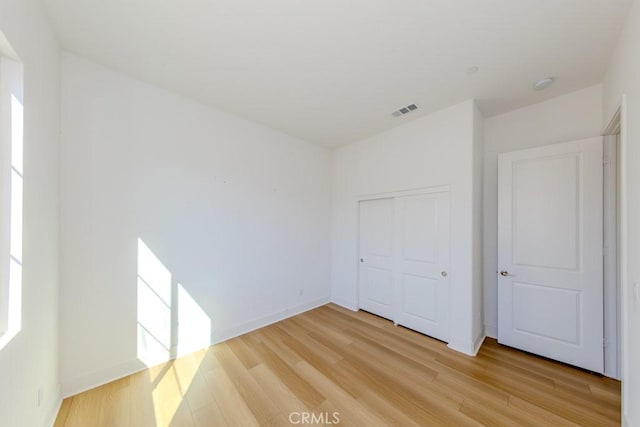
135, 238, 211, 424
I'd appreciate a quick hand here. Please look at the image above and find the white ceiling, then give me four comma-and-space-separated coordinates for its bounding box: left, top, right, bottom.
42, 0, 630, 147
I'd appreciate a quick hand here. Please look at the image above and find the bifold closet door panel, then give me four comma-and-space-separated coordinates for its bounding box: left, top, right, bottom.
358, 198, 395, 320
394, 192, 450, 341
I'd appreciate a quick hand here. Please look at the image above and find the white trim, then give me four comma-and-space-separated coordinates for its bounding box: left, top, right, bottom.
603, 95, 627, 422
447, 332, 485, 357
474, 334, 486, 355
62, 359, 147, 398
45, 398, 63, 427
330, 297, 358, 311
603, 135, 620, 380
619, 96, 629, 423
62, 297, 330, 398
485, 324, 498, 339
358, 184, 450, 201
603, 106, 622, 136
0, 32, 19, 61
213, 297, 330, 344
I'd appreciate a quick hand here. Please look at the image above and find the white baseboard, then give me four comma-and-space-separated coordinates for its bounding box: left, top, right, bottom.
330, 297, 358, 311
62, 359, 147, 398
213, 297, 330, 343
447, 332, 486, 357
45, 398, 63, 427
473, 333, 486, 355
61, 297, 330, 398
447, 337, 474, 356
485, 324, 498, 339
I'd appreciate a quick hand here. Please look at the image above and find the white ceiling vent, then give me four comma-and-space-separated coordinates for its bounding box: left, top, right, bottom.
392, 103, 418, 117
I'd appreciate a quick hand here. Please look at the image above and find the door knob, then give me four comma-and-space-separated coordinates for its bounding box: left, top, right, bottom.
441, 271, 448, 277
360, 258, 364, 263
499, 270, 512, 277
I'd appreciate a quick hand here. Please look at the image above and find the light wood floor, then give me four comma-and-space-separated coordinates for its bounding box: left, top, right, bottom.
55, 304, 621, 426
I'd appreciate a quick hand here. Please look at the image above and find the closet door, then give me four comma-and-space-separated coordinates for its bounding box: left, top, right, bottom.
358, 198, 395, 320
394, 192, 450, 341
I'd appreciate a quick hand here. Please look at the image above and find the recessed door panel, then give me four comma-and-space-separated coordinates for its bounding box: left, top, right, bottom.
401, 273, 438, 322
514, 155, 579, 270
403, 197, 438, 263
364, 267, 394, 306
512, 282, 580, 344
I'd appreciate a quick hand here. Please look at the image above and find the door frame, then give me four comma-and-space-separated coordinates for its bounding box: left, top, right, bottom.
355, 184, 450, 313
603, 134, 620, 379
603, 97, 627, 393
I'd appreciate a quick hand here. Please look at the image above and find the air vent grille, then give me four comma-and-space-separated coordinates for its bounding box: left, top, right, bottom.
392, 103, 418, 117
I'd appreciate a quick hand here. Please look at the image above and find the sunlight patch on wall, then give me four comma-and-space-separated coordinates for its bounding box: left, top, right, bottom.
137, 238, 172, 366
177, 283, 211, 357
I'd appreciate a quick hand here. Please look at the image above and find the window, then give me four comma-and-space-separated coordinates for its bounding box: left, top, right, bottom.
0, 50, 24, 350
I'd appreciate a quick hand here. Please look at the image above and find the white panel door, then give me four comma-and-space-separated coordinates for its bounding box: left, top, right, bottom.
395, 192, 450, 341
359, 198, 395, 320
498, 137, 603, 372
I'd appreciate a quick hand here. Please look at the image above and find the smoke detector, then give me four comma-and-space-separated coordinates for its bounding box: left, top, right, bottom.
467, 66, 480, 75
392, 103, 418, 117
533, 77, 555, 90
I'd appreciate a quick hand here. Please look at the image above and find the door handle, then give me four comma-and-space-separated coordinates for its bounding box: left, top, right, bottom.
360, 258, 364, 263
441, 271, 448, 277
499, 270, 514, 277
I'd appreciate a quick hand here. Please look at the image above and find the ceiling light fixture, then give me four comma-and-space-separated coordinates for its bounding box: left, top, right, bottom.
533, 77, 555, 90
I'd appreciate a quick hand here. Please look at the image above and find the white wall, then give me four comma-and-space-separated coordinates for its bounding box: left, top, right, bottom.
482, 85, 603, 338
0, 0, 61, 425
603, 1, 640, 424
59, 54, 332, 396
331, 100, 484, 355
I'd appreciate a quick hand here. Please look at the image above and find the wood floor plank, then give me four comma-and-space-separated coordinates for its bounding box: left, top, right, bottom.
145, 361, 195, 427
331, 358, 447, 426
356, 389, 422, 427
55, 304, 621, 426
191, 401, 228, 427
227, 336, 262, 370
251, 342, 325, 409
53, 397, 73, 427
97, 377, 130, 427
460, 398, 538, 427
249, 363, 311, 417
214, 347, 280, 424
256, 328, 304, 366
294, 360, 388, 426
129, 369, 157, 427
202, 365, 259, 426
63, 386, 103, 427
507, 395, 583, 427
